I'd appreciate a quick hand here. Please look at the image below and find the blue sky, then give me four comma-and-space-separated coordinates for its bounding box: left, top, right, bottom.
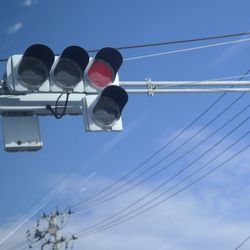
0, 0, 250, 249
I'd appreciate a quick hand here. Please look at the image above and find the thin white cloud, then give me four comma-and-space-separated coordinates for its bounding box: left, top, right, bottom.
209, 33, 250, 69
62, 168, 250, 250
53, 171, 97, 196
0, 202, 47, 246
0, 152, 249, 250
7, 22, 23, 35
99, 110, 151, 155
21, 0, 39, 7
211, 41, 249, 68
0, 122, 248, 249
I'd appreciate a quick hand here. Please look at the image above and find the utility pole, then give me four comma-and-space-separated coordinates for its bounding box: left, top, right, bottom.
26, 209, 77, 250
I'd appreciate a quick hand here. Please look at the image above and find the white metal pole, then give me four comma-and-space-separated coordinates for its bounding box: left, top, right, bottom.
125, 88, 250, 94
120, 80, 250, 87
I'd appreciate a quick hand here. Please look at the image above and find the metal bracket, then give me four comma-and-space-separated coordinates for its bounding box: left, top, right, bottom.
146, 78, 156, 96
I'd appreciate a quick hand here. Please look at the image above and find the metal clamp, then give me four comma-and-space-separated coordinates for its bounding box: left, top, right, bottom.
146, 78, 156, 96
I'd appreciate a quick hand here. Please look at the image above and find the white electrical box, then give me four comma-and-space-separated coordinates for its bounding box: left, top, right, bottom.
1, 116, 43, 152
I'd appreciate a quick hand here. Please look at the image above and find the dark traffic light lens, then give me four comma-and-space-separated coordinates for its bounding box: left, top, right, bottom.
53, 58, 83, 89
87, 60, 114, 89
92, 97, 120, 127
18, 57, 48, 88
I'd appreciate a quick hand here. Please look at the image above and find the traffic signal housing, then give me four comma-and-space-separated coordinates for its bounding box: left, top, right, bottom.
82, 47, 128, 131
83, 85, 128, 131
84, 47, 123, 92
4, 44, 128, 135
6, 44, 89, 94
50, 46, 89, 93
6, 44, 54, 93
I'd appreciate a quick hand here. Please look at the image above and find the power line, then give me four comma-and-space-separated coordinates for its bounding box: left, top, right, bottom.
72, 70, 250, 212
25, 209, 76, 250
77, 140, 250, 238
74, 104, 249, 212
73, 92, 247, 211
103, 31, 250, 51
5, 71, 249, 243
75, 118, 249, 235
124, 37, 250, 61
75, 116, 250, 235
234, 236, 250, 249
1, 31, 250, 63
77, 141, 249, 238
72, 91, 226, 209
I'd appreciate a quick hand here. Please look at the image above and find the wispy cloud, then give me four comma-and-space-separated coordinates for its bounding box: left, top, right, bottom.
209, 34, 250, 69
62, 163, 250, 250
99, 110, 151, 155
0, 202, 47, 246
21, 0, 39, 7
212, 42, 249, 68
7, 22, 23, 35
0, 152, 249, 250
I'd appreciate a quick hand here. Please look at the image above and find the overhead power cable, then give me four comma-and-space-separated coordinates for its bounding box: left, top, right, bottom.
73, 91, 247, 211
234, 236, 250, 249
72, 91, 227, 210
75, 121, 249, 236
73, 103, 249, 211
1, 31, 250, 62
82, 144, 250, 238
95, 31, 250, 52
75, 117, 249, 235
124, 37, 250, 61
5, 70, 249, 243
72, 70, 250, 212
76, 138, 249, 238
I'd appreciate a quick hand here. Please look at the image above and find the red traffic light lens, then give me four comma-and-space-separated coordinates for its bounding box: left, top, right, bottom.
87, 60, 114, 89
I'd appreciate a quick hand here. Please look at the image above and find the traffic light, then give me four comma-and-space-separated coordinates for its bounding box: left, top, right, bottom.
6, 44, 54, 93
82, 47, 128, 131
4, 44, 128, 134
50, 46, 89, 93
84, 47, 123, 92
5, 44, 89, 94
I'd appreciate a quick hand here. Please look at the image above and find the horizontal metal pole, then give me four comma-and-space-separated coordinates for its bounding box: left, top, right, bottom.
125, 87, 250, 94
0, 87, 249, 115
0, 93, 86, 115
120, 81, 250, 87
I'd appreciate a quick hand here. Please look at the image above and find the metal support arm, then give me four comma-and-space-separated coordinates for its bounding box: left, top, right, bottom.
0, 93, 85, 115
0, 81, 250, 115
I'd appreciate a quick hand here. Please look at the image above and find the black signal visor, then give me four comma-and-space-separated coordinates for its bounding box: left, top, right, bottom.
86, 47, 123, 89
53, 46, 89, 89
18, 44, 54, 88
92, 85, 128, 128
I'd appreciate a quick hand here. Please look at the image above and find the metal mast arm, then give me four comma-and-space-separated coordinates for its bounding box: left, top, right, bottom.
0, 81, 250, 114
120, 80, 250, 95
